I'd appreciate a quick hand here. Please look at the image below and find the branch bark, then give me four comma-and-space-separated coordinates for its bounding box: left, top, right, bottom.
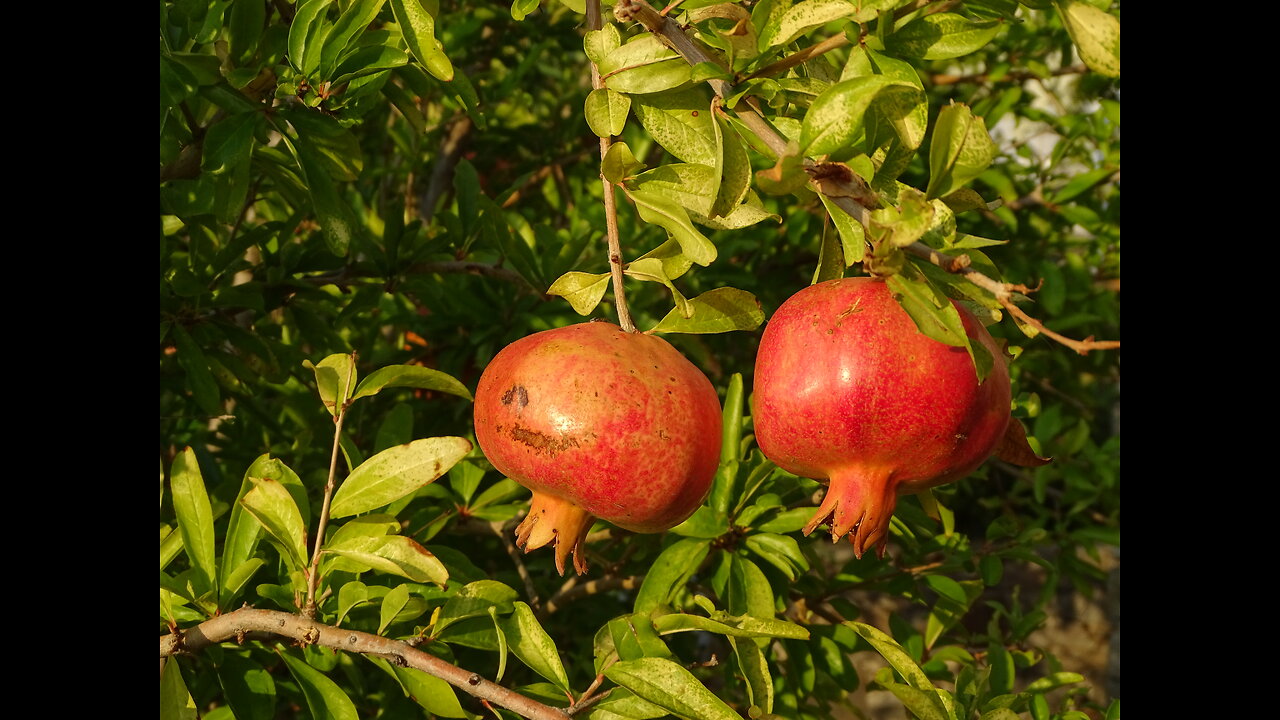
160, 607, 569, 720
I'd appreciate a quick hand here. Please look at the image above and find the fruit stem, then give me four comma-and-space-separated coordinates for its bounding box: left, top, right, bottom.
586, 0, 636, 333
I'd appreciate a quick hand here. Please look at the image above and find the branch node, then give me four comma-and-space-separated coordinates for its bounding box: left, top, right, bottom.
468, 673, 483, 686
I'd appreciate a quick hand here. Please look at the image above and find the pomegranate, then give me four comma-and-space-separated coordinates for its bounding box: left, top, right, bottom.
473, 321, 722, 575
753, 277, 1031, 558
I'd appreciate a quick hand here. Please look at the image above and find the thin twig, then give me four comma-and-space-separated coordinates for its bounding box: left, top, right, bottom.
492, 518, 542, 610
587, 1, 636, 332
160, 608, 569, 720
304, 354, 356, 618
541, 574, 644, 616
740, 33, 850, 83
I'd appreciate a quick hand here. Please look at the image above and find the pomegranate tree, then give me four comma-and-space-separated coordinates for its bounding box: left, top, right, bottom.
753, 277, 1038, 558
473, 321, 722, 575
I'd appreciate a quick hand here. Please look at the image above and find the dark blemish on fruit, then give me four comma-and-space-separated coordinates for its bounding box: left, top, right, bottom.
691, 110, 699, 116
501, 385, 529, 410
510, 425, 581, 456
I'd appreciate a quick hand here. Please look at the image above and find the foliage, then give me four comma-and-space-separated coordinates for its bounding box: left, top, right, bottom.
161, 1, 1119, 719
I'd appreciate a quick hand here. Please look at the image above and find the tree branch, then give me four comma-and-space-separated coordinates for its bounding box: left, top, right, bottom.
160, 607, 569, 720
587, 1, 636, 333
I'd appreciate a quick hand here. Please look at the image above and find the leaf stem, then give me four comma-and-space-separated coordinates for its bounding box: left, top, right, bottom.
303, 353, 357, 619
588, 0, 636, 333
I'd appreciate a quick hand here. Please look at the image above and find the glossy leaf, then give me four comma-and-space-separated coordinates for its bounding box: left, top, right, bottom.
650, 287, 763, 334
216, 652, 277, 720
325, 534, 449, 585
499, 601, 571, 693
626, 188, 717, 266
240, 477, 309, 572
170, 448, 217, 597
926, 103, 997, 200
546, 271, 610, 315
379, 583, 411, 634
801, 76, 916, 156
288, 0, 336, 74
634, 538, 712, 613
318, 0, 386, 79
391, 0, 453, 81
329, 436, 471, 518
605, 657, 740, 720
757, 0, 857, 50
631, 88, 718, 165
279, 650, 359, 720
585, 88, 631, 138
729, 635, 773, 714
352, 365, 473, 401
160, 658, 198, 720
1055, 0, 1119, 77
885, 13, 1002, 60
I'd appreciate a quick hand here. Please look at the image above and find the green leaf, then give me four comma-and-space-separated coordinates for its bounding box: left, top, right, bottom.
390, 665, 467, 717
547, 271, 612, 316
885, 273, 967, 347
390, 0, 454, 81
652, 612, 809, 640
729, 635, 773, 714
668, 506, 728, 539
160, 658, 198, 720
743, 532, 810, 580
878, 680, 949, 720
848, 622, 938, 695
170, 448, 217, 598
585, 88, 631, 138
1024, 672, 1085, 693
605, 657, 740, 720
885, 13, 1002, 60
379, 583, 411, 634
757, 0, 857, 51
631, 88, 718, 165
499, 601, 572, 693
172, 326, 221, 415
221, 455, 295, 604
279, 650, 360, 720
202, 113, 258, 176
585, 24, 622, 65
630, 163, 719, 217
801, 76, 917, 156
304, 353, 357, 416
600, 35, 689, 94
352, 365, 473, 402
325, 534, 449, 585
280, 131, 359, 256
650, 287, 763, 334
926, 103, 997, 199
626, 257, 691, 318
817, 193, 865, 264
1054, 0, 1119, 77
727, 555, 776, 618
329, 436, 472, 518
215, 651, 277, 720
626, 188, 717, 266
634, 538, 712, 613
330, 44, 410, 86
602, 141, 646, 184
318, 0, 387, 79
288, 0, 336, 74
240, 477, 309, 572
435, 580, 519, 633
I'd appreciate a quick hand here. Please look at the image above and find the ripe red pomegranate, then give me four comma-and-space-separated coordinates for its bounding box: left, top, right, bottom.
473, 321, 722, 575
754, 277, 1037, 558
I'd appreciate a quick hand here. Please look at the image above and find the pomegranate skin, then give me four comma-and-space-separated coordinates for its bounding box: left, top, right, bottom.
753, 277, 1011, 557
473, 322, 722, 574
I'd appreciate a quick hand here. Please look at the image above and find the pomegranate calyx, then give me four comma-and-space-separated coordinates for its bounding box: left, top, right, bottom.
801, 468, 896, 559
514, 491, 595, 576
